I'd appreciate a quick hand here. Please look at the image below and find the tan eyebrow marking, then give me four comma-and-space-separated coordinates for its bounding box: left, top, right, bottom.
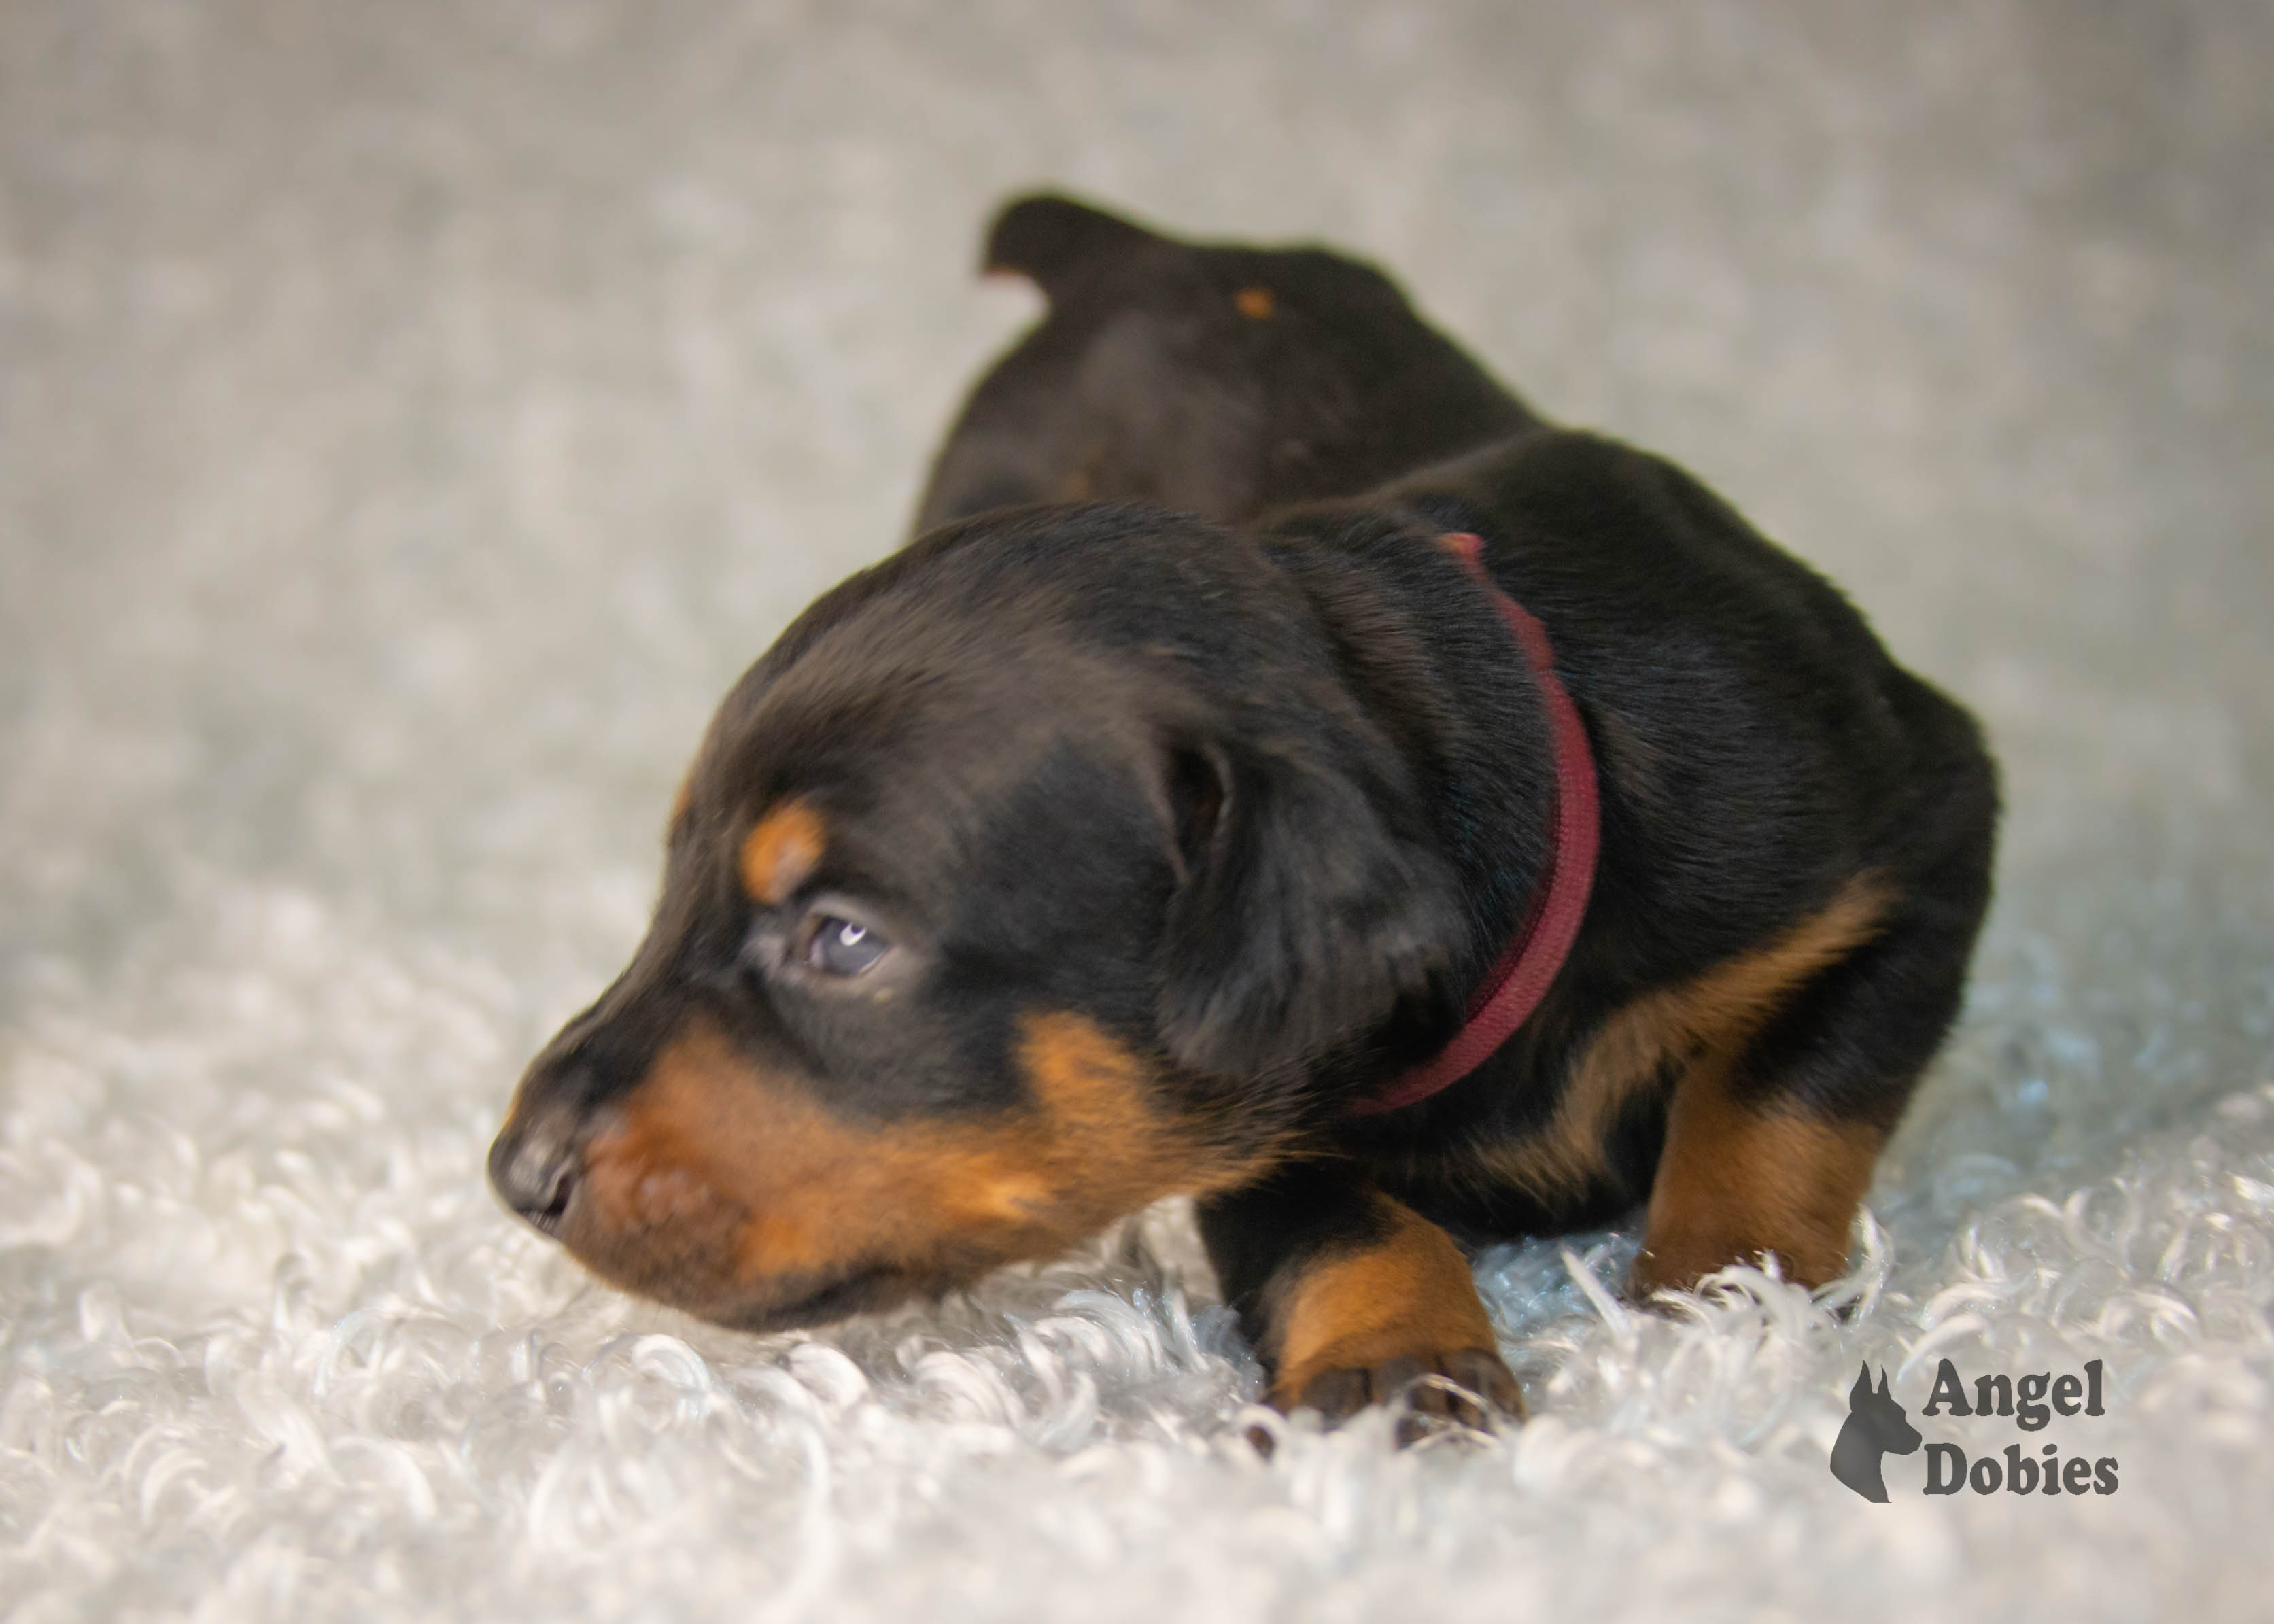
738, 798, 827, 905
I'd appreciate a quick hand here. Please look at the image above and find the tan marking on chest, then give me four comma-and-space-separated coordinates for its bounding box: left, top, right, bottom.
1470, 872, 1891, 1203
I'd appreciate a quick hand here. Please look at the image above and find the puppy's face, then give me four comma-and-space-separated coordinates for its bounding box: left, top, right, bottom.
488, 508, 1458, 1330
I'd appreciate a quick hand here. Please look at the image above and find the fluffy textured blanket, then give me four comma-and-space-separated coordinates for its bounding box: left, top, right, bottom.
4, 2, 2269, 1619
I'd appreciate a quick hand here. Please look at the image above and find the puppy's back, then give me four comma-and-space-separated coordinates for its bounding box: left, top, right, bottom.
914, 195, 1536, 533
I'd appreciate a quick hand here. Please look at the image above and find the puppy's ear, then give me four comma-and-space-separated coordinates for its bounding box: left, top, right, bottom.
982, 194, 1160, 302
1156, 734, 1460, 1079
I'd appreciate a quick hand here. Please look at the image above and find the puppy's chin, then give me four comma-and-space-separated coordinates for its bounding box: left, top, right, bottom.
708, 1263, 935, 1333
575, 1239, 1007, 1334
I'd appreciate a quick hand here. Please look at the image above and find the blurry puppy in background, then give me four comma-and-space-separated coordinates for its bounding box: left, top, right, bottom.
489, 196, 1997, 1430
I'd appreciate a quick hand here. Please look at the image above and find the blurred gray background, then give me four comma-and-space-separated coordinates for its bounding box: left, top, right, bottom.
4, 5, 2273, 1619
7, 0, 2269, 1166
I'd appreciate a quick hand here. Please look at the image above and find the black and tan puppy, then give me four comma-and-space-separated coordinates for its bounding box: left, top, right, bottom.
489, 196, 1997, 1428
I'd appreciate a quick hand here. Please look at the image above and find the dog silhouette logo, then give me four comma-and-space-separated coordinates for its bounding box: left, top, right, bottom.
1831, 1362, 1921, 1502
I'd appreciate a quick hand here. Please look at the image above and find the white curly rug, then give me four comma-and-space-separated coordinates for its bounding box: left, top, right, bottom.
4, 2, 2271, 1619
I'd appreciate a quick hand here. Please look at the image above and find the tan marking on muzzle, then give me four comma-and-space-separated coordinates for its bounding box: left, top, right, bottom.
576, 1010, 1273, 1313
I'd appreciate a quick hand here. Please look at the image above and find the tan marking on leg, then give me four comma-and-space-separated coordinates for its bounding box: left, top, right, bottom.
738, 798, 826, 905
1234, 286, 1275, 319
1268, 1194, 1498, 1409
1632, 1052, 1887, 1294
1475, 871, 1891, 1203
1059, 436, 1109, 501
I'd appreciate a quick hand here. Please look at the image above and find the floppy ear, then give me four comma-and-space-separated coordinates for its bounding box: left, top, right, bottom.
982, 194, 1160, 303
1156, 733, 1461, 1079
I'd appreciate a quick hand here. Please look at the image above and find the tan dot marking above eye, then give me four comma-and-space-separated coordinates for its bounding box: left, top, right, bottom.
1235, 286, 1275, 319
738, 797, 826, 905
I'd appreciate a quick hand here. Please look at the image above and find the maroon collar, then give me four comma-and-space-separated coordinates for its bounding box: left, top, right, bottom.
1349, 532, 1600, 1116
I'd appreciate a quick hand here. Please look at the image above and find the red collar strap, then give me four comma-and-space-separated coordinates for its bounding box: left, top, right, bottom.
1349, 532, 1600, 1116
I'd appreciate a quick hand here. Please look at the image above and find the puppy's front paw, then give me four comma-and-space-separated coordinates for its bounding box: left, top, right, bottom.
1286, 1346, 1524, 1442
1245, 1192, 1523, 1445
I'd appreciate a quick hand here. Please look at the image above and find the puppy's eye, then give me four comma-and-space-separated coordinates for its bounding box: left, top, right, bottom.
805, 914, 889, 978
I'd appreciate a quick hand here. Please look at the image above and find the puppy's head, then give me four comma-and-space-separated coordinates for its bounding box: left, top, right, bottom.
488, 506, 1461, 1330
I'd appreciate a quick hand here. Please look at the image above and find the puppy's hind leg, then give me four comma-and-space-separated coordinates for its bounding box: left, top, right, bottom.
1632, 816, 1995, 1298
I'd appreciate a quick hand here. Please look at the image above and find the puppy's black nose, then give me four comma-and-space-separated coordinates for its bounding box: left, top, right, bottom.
489, 1110, 579, 1234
